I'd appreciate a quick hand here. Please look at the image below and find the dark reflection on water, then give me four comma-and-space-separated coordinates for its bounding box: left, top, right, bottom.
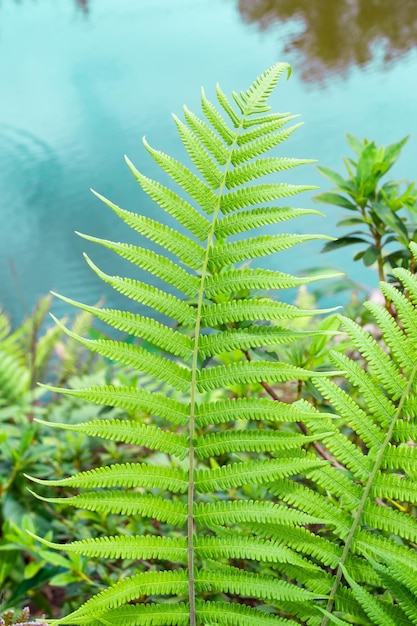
238, 0, 417, 82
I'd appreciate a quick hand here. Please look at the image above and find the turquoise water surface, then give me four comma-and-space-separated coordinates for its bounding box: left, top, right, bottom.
1, 0, 417, 324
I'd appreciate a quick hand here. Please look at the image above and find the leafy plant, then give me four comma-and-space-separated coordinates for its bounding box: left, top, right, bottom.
315, 133, 417, 287
26, 63, 417, 626
27, 62, 338, 625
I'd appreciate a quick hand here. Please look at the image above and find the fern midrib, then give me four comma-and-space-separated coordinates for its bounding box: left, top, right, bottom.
321, 362, 417, 625
187, 113, 247, 626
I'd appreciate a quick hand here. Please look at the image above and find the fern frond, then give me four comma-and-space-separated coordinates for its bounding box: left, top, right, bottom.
204, 268, 336, 297
196, 360, 335, 392
76, 233, 199, 297
329, 351, 395, 428
183, 104, 230, 165
195, 533, 316, 569
82, 255, 197, 327
365, 300, 417, 372
194, 456, 325, 493
172, 113, 222, 188
51, 293, 193, 359
38, 386, 189, 426
196, 600, 293, 625
34, 418, 189, 459
380, 281, 417, 345
143, 137, 218, 213
195, 396, 328, 427
50, 570, 189, 625
201, 299, 336, 327
236, 117, 299, 147
220, 182, 316, 214
338, 314, 405, 399
208, 234, 331, 266
30, 490, 187, 525
225, 156, 313, 187
195, 429, 327, 459
194, 500, 320, 527
27, 462, 188, 493
38, 63, 356, 624
31, 533, 188, 562
215, 206, 323, 237
312, 377, 385, 448
51, 316, 191, 391
83, 602, 190, 626
231, 123, 304, 165
198, 325, 335, 359
195, 565, 323, 602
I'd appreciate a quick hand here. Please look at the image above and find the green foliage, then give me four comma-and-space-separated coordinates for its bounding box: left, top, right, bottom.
12, 63, 417, 626
315, 133, 417, 285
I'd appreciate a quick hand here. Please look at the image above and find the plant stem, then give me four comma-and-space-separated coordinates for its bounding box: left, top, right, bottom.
187, 118, 246, 626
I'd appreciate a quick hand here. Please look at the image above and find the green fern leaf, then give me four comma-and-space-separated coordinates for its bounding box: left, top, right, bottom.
143, 137, 218, 213
338, 314, 405, 399
195, 533, 315, 569
196, 565, 322, 602
341, 564, 400, 626
85, 602, 190, 626
231, 123, 304, 165
27, 462, 188, 493
225, 156, 312, 187
51, 293, 193, 359
76, 232, 199, 297
196, 600, 293, 625
215, 206, 323, 237
201, 299, 336, 327
196, 361, 334, 392
198, 325, 335, 359
50, 570, 189, 625
39, 385, 190, 426
208, 234, 331, 267
31, 533, 188, 562
194, 456, 325, 493
220, 182, 316, 214
195, 396, 328, 427
329, 351, 396, 428
51, 316, 191, 391
172, 113, 223, 188
236, 116, 299, 147
82, 254, 197, 327
204, 268, 336, 298
195, 430, 327, 459
30, 490, 187, 526
34, 418, 188, 459
183, 103, 230, 164
194, 500, 320, 528
312, 376, 385, 448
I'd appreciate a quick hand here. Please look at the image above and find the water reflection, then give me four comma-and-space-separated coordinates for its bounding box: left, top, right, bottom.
238, 0, 417, 82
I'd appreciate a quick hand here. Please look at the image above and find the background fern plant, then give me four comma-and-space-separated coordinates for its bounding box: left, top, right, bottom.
28, 62, 342, 625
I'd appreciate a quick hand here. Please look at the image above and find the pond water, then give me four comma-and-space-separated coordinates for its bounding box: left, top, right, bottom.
1, 0, 417, 326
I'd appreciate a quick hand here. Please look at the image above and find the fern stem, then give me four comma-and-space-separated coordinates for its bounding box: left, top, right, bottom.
187, 115, 246, 626
321, 362, 417, 625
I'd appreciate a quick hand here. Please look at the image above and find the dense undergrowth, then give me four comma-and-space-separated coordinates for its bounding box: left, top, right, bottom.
1, 63, 417, 625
